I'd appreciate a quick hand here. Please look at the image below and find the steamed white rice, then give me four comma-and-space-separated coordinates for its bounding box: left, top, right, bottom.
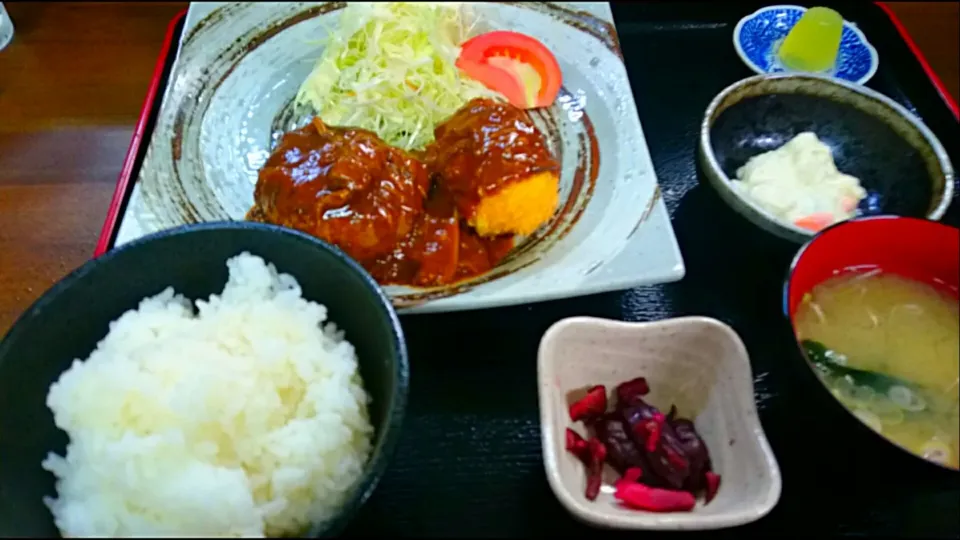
42, 253, 374, 537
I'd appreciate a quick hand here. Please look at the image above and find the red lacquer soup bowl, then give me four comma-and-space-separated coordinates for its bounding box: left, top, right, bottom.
783, 215, 959, 472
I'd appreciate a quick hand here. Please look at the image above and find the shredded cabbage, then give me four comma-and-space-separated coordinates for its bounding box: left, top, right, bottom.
295, 2, 505, 151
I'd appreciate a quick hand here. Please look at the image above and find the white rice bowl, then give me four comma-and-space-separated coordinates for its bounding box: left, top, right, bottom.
41, 252, 374, 537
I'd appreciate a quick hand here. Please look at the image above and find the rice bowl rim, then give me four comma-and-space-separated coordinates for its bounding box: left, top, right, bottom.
0, 220, 410, 537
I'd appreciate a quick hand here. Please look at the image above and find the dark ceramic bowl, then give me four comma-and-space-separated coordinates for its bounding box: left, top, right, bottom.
784, 215, 959, 472
0, 222, 409, 537
698, 73, 954, 243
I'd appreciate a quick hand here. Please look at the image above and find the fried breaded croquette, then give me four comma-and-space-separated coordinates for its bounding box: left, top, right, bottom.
426, 98, 560, 237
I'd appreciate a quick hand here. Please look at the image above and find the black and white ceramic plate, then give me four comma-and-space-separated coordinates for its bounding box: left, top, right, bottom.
115, 2, 685, 313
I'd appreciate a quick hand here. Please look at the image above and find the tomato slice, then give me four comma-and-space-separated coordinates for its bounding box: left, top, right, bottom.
456, 30, 562, 109
455, 59, 530, 110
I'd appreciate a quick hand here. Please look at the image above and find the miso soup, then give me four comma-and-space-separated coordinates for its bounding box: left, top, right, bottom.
794, 270, 960, 469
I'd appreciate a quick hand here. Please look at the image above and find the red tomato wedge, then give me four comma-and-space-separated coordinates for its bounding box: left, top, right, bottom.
456, 31, 562, 109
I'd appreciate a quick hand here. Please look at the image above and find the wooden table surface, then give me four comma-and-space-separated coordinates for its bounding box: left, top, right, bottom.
0, 1, 958, 334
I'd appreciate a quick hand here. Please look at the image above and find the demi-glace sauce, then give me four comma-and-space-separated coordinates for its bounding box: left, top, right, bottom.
425, 98, 560, 224
250, 98, 557, 287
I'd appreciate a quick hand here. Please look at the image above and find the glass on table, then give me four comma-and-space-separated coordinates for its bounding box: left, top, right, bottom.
0, 2, 13, 52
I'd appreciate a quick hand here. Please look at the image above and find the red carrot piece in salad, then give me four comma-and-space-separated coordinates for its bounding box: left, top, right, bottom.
794, 212, 834, 232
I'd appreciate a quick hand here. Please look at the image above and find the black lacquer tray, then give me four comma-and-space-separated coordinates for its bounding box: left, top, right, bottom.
101, 2, 959, 537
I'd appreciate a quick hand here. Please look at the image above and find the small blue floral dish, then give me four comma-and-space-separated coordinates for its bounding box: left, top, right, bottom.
733, 5, 879, 85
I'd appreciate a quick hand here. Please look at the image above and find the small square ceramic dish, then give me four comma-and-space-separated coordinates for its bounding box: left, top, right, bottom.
538, 316, 782, 530
112, 1, 684, 314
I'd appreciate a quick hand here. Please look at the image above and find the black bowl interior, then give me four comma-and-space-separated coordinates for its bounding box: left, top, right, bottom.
0, 222, 408, 537
709, 84, 946, 219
